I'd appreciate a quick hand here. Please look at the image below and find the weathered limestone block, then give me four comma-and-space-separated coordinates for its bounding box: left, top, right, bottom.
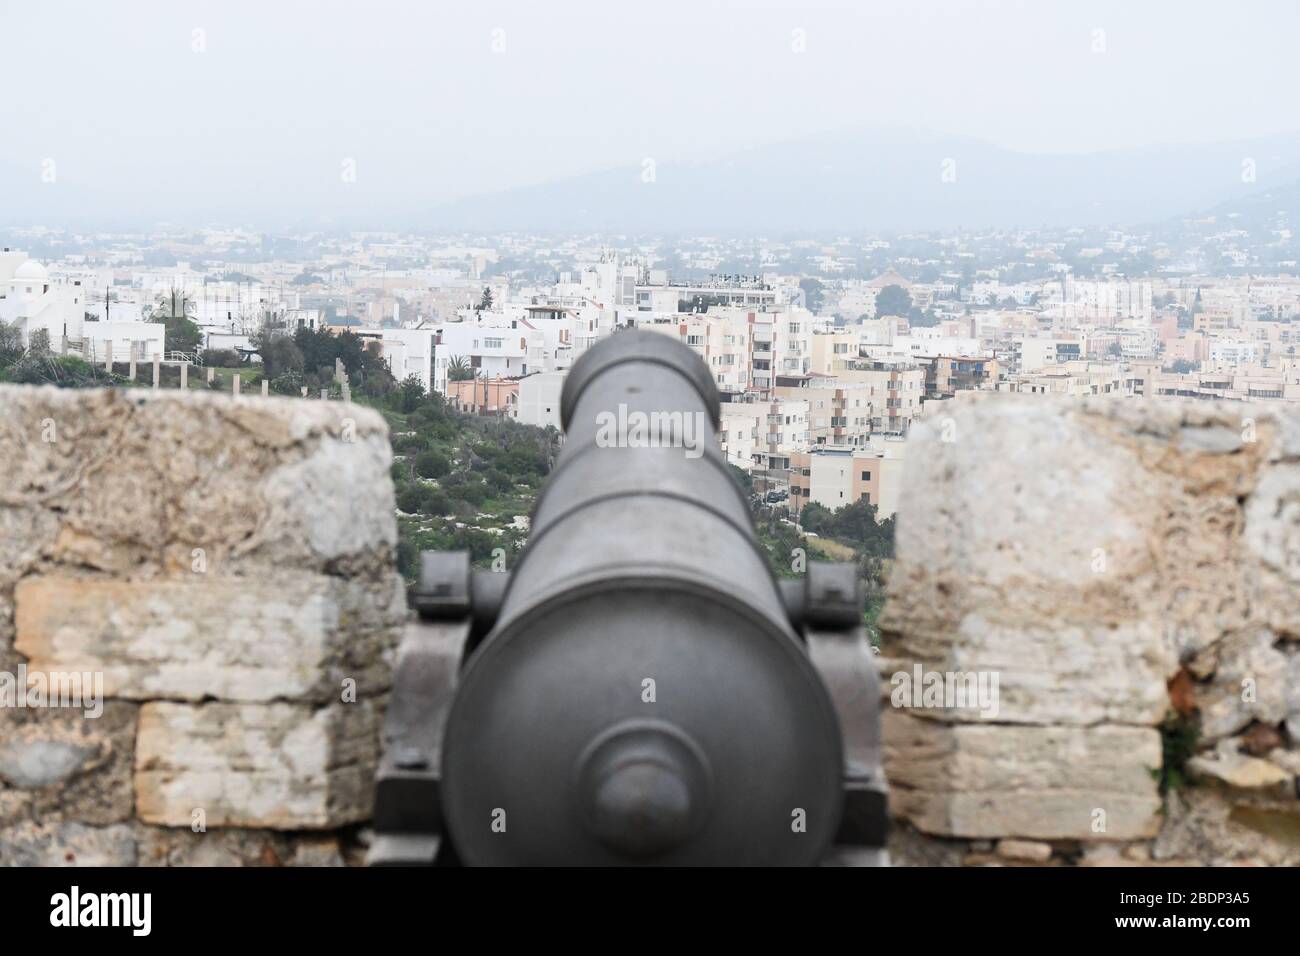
1154, 786, 1300, 866
880, 396, 1300, 849
134, 700, 381, 830
1192, 631, 1290, 742
995, 839, 1053, 862
880, 398, 1179, 725
136, 826, 296, 867
0, 701, 137, 825
0, 385, 396, 578
134, 827, 353, 867
1187, 738, 1291, 790
0, 789, 32, 828
0, 820, 138, 866
882, 711, 1162, 840
1287, 650, 1300, 740
15, 572, 404, 703
0, 504, 60, 654
887, 617, 1169, 725
1244, 463, 1300, 637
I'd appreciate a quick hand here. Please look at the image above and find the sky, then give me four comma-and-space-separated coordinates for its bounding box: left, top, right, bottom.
3, 0, 1299, 226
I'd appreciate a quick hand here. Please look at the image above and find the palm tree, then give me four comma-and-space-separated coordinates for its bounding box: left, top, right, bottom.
446, 355, 475, 382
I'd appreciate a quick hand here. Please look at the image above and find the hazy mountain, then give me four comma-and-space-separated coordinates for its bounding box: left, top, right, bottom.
1192, 161, 1300, 224
6, 126, 1300, 235
423, 127, 1300, 235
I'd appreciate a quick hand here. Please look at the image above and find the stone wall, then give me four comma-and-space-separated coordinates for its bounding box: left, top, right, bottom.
3, 384, 1298, 866
881, 395, 1300, 866
0, 385, 402, 866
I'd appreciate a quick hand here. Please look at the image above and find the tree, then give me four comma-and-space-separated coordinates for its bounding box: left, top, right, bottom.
800, 498, 894, 559
446, 355, 475, 382
727, 463, 754, 497
291, 326, 394, 396
394, 374, 426, 413
799, 502, 832, 535
798, 278, 824, 314
875, 284, 912, 319
149, 286, 202, 354
151, 286, 193, 321
415, 449, 451, 479
397, 484, 430, 514
27, 329, 52, 357
162, 315, 202, 354
477, 287, 494, 311
270, 370, 306, 395
0, 321, 23, 367
253, 330, 304, 379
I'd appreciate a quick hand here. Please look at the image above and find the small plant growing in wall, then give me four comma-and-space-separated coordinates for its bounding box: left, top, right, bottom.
1155, 710, 1201, 798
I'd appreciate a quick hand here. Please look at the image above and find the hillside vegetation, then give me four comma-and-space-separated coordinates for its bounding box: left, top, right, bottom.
1, 329, 892, 628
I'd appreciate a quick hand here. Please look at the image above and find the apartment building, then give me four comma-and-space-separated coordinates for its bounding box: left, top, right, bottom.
430, 307, 578, 394
788, 437, 905, 518
809, 329, 860, 376
831, 360, 927, 434
634, 274, 778, 312
719, 397, 810, 476
997, 360, 1124, 396
1142, 362, 1300, 403
513, 371, 565, 430
638, 305, 813, 398
350, 327, 436, 393
1014, 335, 1084, 372
750, 308, 813, 393
446, 376, 519, 415
773, 375, 875, 447
924, 355, 1000, 397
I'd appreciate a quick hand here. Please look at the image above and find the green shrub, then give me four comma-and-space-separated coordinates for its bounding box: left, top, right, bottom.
415, 450, 450, 479
396, 484, 429, 514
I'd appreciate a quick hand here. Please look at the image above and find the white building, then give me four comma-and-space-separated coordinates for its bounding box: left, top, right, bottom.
514, 372, 565, 430
0, 250, 86, 348
380, 328, 436, 393
83, 320, 165, 363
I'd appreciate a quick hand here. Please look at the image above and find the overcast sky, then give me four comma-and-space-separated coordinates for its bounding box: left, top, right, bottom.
4, 0, 1299, 225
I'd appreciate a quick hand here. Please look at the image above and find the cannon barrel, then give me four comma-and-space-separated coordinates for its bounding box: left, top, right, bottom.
370, 330, 886, 866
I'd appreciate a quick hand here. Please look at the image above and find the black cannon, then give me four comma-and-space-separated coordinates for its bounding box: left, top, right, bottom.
369, 330, 887, 866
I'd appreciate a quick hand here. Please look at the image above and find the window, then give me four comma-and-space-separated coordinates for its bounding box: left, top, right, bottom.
861, 471, 871, 481
484, 337, 504, 348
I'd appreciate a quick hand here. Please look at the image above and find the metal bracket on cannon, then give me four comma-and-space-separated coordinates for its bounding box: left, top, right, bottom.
367, 551, 504, 867
782, 562, 891, 867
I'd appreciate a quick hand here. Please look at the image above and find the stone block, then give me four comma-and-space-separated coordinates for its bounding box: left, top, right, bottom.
15, 573, 403, 703
134, 700, 381, 829
883, 710, 1162, 840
